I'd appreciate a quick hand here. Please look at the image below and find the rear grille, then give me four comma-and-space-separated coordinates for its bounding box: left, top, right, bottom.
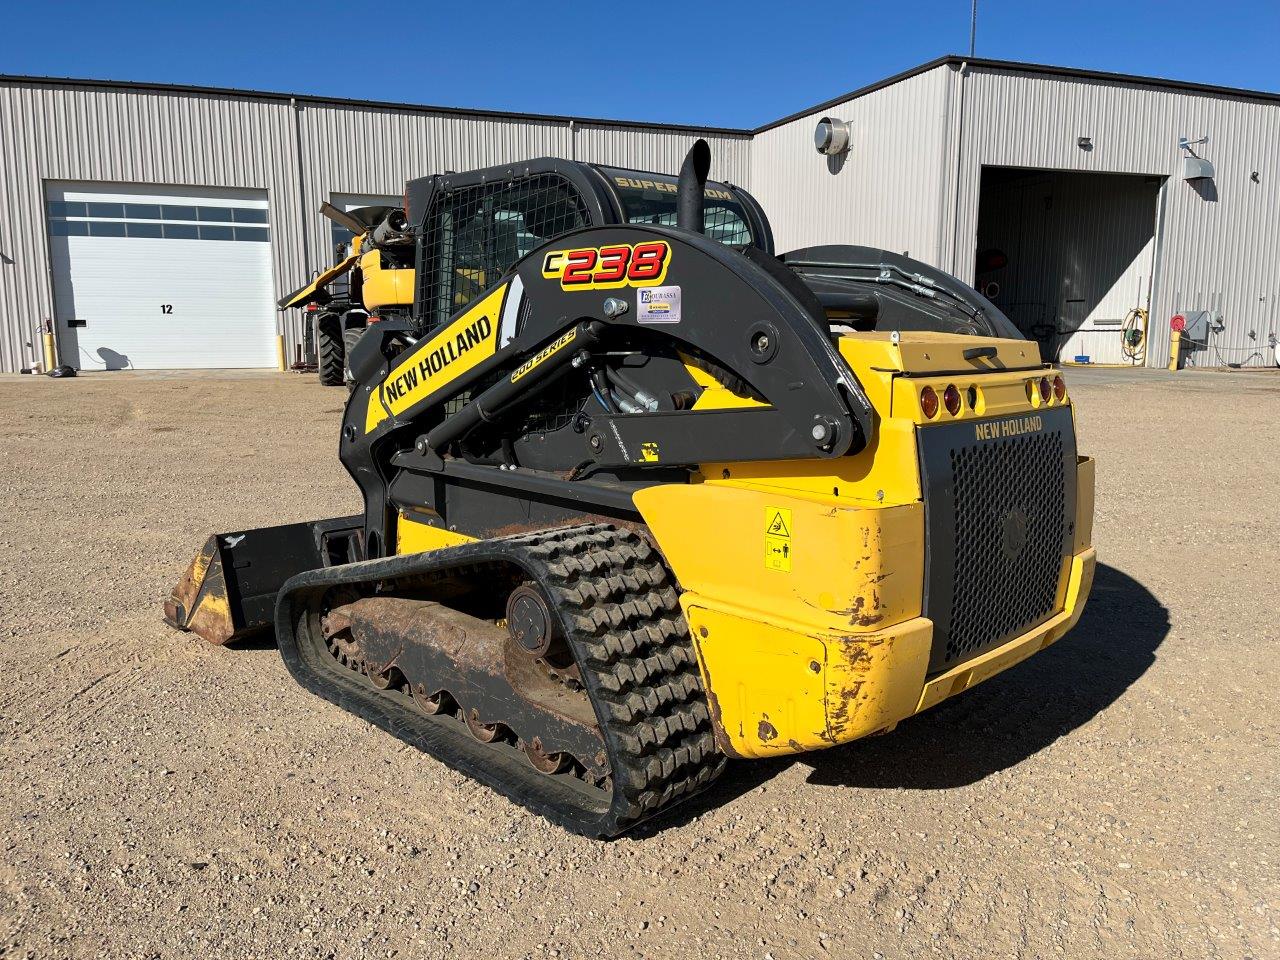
947, 433, 1064, 663
918, 407, 1076, 673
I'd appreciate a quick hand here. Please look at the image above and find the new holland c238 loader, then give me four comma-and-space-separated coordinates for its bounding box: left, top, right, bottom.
164, 141, 1096, 837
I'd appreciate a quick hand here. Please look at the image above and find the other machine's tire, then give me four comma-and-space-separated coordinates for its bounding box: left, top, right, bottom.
342, 324, 364, 387
316, 312, 345, 386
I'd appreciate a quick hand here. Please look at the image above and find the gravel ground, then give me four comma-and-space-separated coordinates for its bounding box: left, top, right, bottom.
0, 366, 1276, 960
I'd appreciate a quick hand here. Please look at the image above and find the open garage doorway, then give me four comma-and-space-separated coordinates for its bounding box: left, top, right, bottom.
974, 168, 1164, 365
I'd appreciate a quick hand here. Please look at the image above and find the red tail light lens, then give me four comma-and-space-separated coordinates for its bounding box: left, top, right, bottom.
920, 386, 939, 419
1053, 375, 1066, 401
305, 303, 318, 312
943, 384, 962, 416
1038, 377, 1052, 403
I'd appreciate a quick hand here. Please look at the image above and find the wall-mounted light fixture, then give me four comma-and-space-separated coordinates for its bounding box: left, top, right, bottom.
1179, 135, 1215, 181
1077, 136, 1092, 150
814, 117, 851, 156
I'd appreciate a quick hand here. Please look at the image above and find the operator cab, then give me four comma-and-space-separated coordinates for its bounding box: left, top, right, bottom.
404, 159, 771, 334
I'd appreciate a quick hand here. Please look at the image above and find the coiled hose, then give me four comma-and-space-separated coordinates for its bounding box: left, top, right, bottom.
1121, 307, 1148, 364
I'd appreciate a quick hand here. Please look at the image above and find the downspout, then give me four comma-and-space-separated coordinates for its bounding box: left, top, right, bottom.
934, 67, 955, 268
569, 119, 577, 160
948, 60, 970, 278
287, 96, 311, 369
290, 97, 312, 272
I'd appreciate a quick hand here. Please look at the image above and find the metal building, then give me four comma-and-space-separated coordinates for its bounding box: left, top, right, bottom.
1, 56, 1276, 373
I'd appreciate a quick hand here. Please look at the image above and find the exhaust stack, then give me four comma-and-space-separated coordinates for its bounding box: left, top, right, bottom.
676, 139, 711, 234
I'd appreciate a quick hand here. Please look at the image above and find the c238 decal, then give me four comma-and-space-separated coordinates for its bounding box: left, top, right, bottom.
541, 241, 670, 290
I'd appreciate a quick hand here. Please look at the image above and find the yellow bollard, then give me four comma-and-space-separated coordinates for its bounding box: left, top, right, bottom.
1168, 329, 1181, 371
41, 330, 58, 371
276, 334, 288, 372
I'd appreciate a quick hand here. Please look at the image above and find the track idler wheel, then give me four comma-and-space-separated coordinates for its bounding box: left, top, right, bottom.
506, 583, 568, 665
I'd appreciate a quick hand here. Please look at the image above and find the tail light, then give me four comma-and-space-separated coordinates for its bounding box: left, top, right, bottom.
920, 386, 939, 419
1053, 375, 1066, 402
943, 384, 962, 416
1038, 377, 1052, 403
305, 303, 318, 312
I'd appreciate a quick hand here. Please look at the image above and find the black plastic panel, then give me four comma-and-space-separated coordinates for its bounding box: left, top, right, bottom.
918, 406, 1077, 673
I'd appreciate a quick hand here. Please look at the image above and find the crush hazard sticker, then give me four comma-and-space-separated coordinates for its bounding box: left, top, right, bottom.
764, 506, 792, 572
637, 286, 681, 324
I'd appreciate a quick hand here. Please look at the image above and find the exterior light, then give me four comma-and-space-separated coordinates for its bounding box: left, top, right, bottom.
814, 117, 851, 156
920, 386, 939, 419
943, 384, 962, 416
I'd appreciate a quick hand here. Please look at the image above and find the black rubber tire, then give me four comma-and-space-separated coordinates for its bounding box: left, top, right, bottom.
316, 312, 345, 386
342, 324, 364, 387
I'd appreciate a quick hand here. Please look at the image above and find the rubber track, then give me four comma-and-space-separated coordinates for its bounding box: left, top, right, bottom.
274, 524, 725, 837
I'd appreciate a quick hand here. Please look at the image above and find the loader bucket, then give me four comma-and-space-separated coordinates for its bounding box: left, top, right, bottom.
163, 517, 364, 645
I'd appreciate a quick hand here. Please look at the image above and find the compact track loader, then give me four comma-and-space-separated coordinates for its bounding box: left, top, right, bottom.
166, 142, 1096, 837
280, 203, 415, 385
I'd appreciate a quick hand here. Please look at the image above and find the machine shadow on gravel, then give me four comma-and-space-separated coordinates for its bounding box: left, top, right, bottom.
636, 563, 1166, 835
803, 562, 1167, 791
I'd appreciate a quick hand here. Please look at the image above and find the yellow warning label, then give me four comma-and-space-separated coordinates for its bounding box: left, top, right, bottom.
764, 506, 792, 572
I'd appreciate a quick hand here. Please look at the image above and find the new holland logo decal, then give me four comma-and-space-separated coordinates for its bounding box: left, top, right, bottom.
365, 284, 506, 432
383, 314, 492, 405
974, 414, 1044, 442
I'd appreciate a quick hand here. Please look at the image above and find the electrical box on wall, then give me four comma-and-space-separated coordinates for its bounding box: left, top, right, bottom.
1181, 309, 1212, 345
1183, 157, 1215, 181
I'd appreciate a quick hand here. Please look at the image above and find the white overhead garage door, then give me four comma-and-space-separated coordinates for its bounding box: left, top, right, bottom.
47, 183, 277, 370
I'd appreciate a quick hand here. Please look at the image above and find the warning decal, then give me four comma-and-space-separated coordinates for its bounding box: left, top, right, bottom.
764, 506, 792, 572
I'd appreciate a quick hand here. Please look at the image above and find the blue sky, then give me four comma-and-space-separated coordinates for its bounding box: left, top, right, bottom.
6, 1, 1277, 127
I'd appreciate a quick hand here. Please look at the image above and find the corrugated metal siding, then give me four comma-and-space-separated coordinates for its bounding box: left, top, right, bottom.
571, 125, 751, 185
0, 82, 302, 371
4, 69, 1278, 372
950, 67, 1280, 366
749, 67, 952, 261
0, 81, 751, 372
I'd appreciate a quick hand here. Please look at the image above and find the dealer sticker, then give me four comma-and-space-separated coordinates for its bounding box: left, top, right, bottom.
636, 285, 682, 324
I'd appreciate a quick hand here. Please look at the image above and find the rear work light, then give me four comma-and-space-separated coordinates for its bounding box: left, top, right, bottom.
920, 386, 939, 419
943, 384, 962, 416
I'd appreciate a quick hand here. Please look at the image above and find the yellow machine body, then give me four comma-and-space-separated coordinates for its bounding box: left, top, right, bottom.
387, 331, 1096, 761
633, 332, 1095, 758
358, 246, 415, 310
279, 229, 416, 314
